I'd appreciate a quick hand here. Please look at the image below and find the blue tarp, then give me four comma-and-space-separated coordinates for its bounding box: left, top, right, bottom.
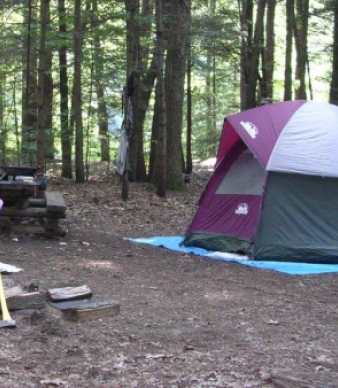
128, 236, 338, 275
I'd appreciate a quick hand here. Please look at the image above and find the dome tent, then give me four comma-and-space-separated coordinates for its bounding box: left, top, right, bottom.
183, 100, 338, 264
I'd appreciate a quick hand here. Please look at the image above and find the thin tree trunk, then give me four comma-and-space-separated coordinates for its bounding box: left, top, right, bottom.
155, 0, 166, 197
165, 0, 190, 191
0, 79, 5, 164
58, 0, 72, 178
125, 0, 140, 183
294, 0, 309, 100
12, 79, 20, 163
284, 0, 294, 101
74, 0, 85, 183
37, 0, 49, 171
239, 0, 253, 111
261, 0, 275, 102
22, 0, 38, 166
44, 47, 54, 163
246, 0, 266, 109
42, 0, 53, 163
92, 0, 110, 162
185, 35, 192, 176
330, 2, 338, 105
148, 88, 160, 183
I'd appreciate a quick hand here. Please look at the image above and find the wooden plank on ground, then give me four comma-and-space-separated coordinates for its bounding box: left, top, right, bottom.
46, 285, 92, 302
48, 297, 120, 322
270, 369, 338, 388
4, 285, 23, 298
6, 292, 45, 310
45, 191, 67, 212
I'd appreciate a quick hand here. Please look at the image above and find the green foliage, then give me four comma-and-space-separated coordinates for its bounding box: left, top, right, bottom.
0, 0, 336, 168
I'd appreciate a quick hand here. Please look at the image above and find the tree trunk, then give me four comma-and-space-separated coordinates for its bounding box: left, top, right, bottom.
122, 0, 139, 199
36, 0, 49, 171
246, 0, 266, 109
261, 0, 276, 102
294, 0, 309, 100
74, 0, 85, 183
206, 0, 217, 157
58, 0, 72, 179
185, 34, 192, 176
92, 0, 110, 163
239, 0, 253, 111
284, 0, 294, 101
148, 88, 160, 184
41, 0, 53, 164
44, 45, 54, 163
125, 0, 140, 183
125, 0, 155, 183
21, 0, 38, 166
165, 0, 190, 191
154, 0, 166, 197
0, 79, 5, 165
330, 2, 338, 105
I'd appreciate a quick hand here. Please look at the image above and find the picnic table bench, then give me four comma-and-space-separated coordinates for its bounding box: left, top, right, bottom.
0, 190, 67, 235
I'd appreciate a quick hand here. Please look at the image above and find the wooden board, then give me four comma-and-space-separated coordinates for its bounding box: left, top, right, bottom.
46, 285, 92, 302
47, 297, 120, 322
4, 285, 23, 298
28, 198, 46, 207
10, 224, 67, 236
7, 291, 45, 310
45, 191, 67, 212
270, 369, 338, 388
0, 207, 66, 218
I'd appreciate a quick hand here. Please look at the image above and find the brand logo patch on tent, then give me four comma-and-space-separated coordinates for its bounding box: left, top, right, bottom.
235, 203, 248, 215
240, 121, 258, 139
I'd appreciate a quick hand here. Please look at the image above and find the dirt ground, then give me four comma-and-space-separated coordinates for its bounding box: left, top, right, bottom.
1, 164, 338, 388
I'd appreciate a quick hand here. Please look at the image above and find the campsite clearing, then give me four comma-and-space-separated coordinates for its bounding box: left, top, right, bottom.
1, 165, 338, 388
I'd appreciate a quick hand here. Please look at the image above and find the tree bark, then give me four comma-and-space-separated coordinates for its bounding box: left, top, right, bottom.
21, 0, 38, 166
185, 32, 192, 176
284, 0, 294, 101
330, 2, 338, 105
239, 0, 253, 111
44, 43, 54, 163
165, 0, 190, 190
92, 0, 110, 162
125, 0, 140, 183
261, 0, 276, 102
36, 0, 49, 171
246, 0, 266, 109
206, 0, 217, 157
154, 0, 166, 197
58, 0, 72, 178
294, 0, 309, 100
0, 79, 5, 164
74, 0, 85, 183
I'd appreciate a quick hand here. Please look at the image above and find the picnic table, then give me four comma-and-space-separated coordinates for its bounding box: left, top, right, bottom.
0, 166, 67, 235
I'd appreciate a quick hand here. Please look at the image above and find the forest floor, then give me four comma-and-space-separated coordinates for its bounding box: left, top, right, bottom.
1, 162, 338, 388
